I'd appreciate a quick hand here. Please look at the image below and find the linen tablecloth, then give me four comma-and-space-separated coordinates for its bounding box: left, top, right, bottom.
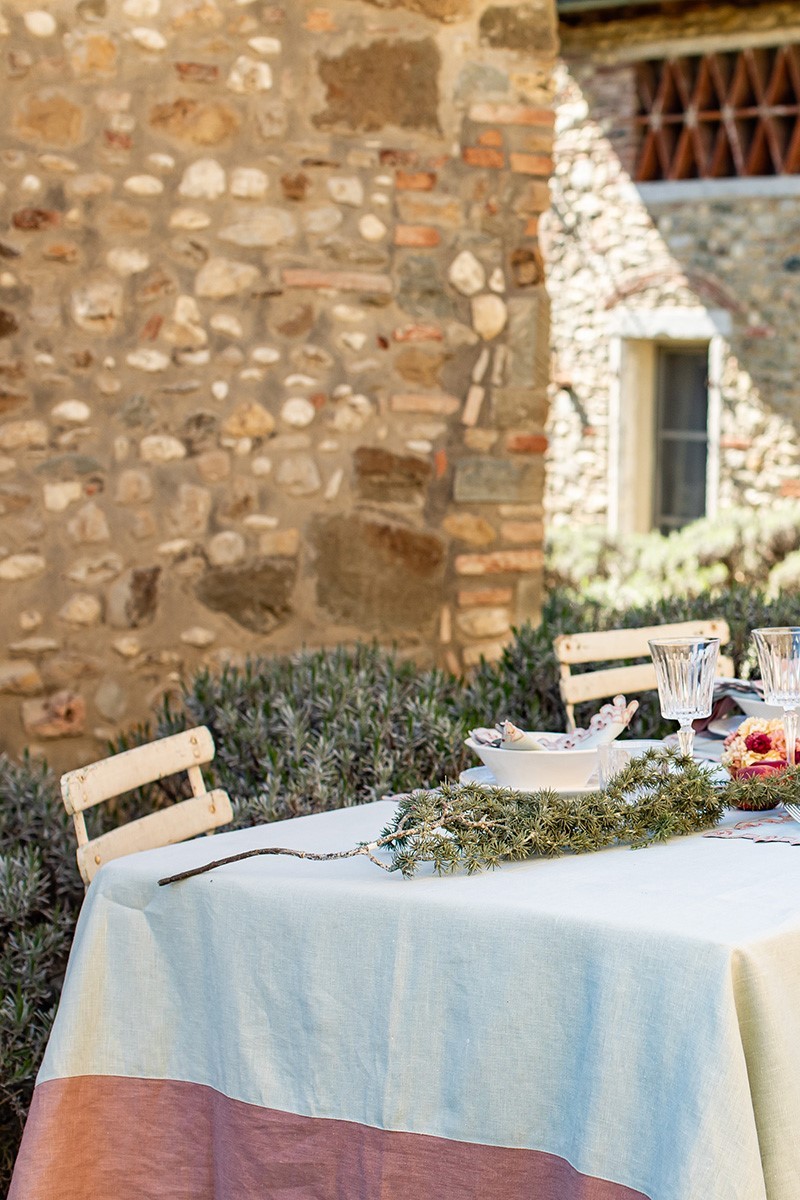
10, 799, 800, 1200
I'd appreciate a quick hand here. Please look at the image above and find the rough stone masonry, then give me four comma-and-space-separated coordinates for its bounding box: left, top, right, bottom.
0, 0, 556, 765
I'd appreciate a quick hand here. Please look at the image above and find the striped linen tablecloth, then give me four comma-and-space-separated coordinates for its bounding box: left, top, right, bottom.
10, 799, 800, 1200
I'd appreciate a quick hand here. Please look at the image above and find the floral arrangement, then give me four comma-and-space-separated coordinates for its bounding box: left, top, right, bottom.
722, 717, 798, 781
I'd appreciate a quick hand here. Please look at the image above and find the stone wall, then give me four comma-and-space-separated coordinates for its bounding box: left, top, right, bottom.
542, 2, 800, 529
0, 0, 556, 766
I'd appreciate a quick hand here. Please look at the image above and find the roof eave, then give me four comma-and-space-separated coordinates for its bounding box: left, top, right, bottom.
558, 0, 698, 12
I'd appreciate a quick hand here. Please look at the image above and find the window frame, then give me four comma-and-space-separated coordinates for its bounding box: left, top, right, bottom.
606, 307, 729, 537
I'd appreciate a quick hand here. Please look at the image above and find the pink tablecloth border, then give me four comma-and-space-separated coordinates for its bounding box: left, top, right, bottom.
10, 1074, 651, 1200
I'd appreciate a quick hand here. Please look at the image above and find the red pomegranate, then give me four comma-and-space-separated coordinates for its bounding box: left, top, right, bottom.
728, 759, 785, 809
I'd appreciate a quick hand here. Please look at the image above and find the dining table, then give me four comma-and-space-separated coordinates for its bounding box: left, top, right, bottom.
9, 794, 800, 1200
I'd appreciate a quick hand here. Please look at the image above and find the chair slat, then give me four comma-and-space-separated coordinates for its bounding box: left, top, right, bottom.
555, 620, 734, 731
560, 662, 659, 707
554, 620, 730, 666
560, 655, 735, 708
76, 789, 232, 884
61, 726, 216, 814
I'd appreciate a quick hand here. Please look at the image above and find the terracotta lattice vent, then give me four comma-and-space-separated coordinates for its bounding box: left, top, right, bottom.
633, 45, 800, 180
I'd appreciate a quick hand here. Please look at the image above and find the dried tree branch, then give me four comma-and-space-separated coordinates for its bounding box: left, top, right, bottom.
158, 842, 389, 885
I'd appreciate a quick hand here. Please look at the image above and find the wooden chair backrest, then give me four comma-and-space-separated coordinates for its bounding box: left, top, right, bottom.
60, 725, 232, 885
553, 619, 734, 731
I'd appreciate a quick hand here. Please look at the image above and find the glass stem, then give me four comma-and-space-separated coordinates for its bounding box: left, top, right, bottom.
785, 708, 798, 768
677, 721, 695, 760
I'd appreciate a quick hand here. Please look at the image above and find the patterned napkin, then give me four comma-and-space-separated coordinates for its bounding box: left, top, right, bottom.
470, 696, 638, 752
704, 811, 800, 845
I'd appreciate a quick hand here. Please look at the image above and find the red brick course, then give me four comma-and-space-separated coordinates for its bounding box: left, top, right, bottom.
391, 393, 461, 415
394, 225, 441, 248
458, 587, 514, 608
469, 103, 555, 127
455, 548, 544, 576
510, 153, 554, 176
392, 324, 444, 342
505, 433, 549, 454
281, 268, 392, 294
462, 146, 505, 170
395, 170, 437, 191
304, 8, 336, 31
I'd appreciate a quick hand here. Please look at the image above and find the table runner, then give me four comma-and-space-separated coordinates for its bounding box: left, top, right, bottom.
11, 800, 800, 1200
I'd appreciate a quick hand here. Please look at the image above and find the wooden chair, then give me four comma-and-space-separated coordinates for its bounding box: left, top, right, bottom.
61, 725, 232, 885
553, 619, 734, 731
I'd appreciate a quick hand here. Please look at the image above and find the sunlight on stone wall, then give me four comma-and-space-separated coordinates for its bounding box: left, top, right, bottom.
0, 0, 557, 764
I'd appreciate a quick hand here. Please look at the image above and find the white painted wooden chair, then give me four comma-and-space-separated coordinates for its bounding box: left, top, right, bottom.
61, 725, 232, 885
553, 619, 734, 731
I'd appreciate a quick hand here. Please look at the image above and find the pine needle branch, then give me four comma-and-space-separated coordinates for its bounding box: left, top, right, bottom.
160, 749, 737, 884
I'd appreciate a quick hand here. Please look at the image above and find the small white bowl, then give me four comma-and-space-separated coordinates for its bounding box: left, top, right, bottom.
734, 696, 784, 720
464, 735, 597, 792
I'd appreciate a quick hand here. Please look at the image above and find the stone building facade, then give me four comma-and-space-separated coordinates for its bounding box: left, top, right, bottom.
544, 1, 800, 535
0, 0, 556, 765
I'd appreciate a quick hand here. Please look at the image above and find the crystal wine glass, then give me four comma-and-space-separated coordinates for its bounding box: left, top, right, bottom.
751, 627, 800, 768
648, 636, 720, 759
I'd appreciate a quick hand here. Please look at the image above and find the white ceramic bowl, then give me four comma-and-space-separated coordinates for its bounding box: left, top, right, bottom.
464, 735, 597, 792
735, 696, 784, 720
618, 739, 663, 754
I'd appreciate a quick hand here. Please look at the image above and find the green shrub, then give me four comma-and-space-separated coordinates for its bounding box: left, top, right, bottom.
766, 549, 800, 597
0, 757, 82, 1186
547, 503, 800, 608
117, 643, 475, 826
